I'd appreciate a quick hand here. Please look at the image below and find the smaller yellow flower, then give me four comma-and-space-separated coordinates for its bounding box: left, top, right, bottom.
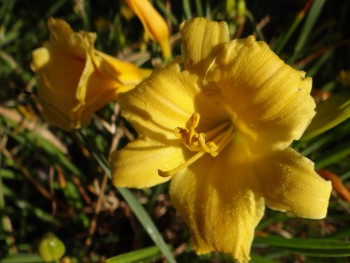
31, 18, 148, 130
125, 0, 171, 60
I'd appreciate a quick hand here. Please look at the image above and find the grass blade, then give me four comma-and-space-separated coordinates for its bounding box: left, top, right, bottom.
0, 254, 43, 263
195, 0, 203, 17
291, 0, 327, 63
274, 0, 313, 55
305, 50, 333, 76
118, 188, 176, 263
106, 245, 165, 263
182, 0, 192, 19
155, 0, 178, 26
250, 255, 278, 263
315, 140, 350, 169
254, 236, 350, 257
245, 10, 266, 42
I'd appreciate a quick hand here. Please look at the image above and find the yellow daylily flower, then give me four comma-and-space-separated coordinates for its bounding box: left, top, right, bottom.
125, 0, 171, 60
110, 17, 332, 262
31, 18, 149, 131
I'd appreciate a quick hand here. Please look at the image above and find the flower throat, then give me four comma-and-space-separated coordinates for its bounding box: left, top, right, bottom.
158, 112, 233, 177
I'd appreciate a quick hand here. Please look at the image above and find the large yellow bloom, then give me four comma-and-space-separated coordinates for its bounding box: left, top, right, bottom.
110, 18, 332, 262
31, 18, 148, 130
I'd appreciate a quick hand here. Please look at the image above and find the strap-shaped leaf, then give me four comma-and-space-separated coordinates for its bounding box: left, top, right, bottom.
254, 236, 350, 257
302, 90, 350, 140
106, 246, 166, 263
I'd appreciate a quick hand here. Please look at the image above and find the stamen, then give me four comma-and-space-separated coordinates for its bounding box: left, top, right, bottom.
189, 112, 200, 128
158, 151, 206, 177
158, 113, 234, 178
204, 122, 230, 141
198, 134, 218, 157
213, 125, 234, 155
174, 113, 219, 156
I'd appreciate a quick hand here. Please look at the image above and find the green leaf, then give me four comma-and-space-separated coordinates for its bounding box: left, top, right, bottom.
250, 255, 278, 263
46, 0, 69, 17
315, 140, 350, 169
0, 169, 5, 210
2, 184, 60, 225
0, 169, 17, 180
106, 246, 164, 263
253, 236, 350, 257
245, 10, 266, 42
291, 0, 327, 63
182, 0, 192, 19
306, 50, 333, 77
155, 0, 178, 26
273, 0, 312, 55
117, 189, 176, 263
0, 254, 43, 263
301, 91, 350, 140
194, 0, 203, 17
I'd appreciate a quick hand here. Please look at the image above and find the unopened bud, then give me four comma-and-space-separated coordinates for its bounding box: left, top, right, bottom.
38, 232, 65, 262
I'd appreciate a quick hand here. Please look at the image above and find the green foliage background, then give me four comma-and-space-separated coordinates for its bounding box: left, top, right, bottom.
1, 0, 350, 262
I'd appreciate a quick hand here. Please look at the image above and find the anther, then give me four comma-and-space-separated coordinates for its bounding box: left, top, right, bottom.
174, 113, 219, 156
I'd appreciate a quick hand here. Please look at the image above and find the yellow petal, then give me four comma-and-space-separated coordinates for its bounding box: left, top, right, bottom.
31, 47, 50, 72
32, 46, 85, 130
74, 42, 94, 106
170, 135, 265, 263
119, 63, 198, 140
125, 0, 170, 60
180, 17, 229, 76
37, 73, 80, 130
47, 17, 95, 58
253, 147, 332, 219
110, 137, 185, 188
95, 51, 148, 87
32, 46, 85, 97
215, 36, 315, 151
